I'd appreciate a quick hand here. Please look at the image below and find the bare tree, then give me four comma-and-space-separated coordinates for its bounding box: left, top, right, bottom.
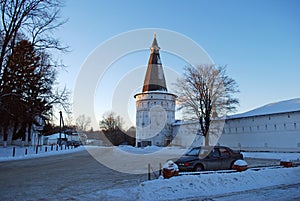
175, 65, 239, 146
0, 0, 68, 89
75, 114, 91, 132
99, 111, 124, 132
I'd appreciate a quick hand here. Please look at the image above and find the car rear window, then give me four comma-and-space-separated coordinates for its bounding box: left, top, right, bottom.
186, 148, 200, 156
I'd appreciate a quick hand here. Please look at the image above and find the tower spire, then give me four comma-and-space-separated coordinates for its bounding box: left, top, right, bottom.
142, 34, 167, 92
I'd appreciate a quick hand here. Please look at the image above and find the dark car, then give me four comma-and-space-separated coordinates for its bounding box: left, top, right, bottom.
175, 146, 243, 172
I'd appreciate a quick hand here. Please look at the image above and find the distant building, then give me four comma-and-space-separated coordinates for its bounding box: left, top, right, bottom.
135, 35, 300, 151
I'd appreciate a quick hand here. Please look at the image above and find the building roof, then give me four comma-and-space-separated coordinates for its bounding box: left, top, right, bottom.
229, 98, 300, 119
142, 34, 167, 92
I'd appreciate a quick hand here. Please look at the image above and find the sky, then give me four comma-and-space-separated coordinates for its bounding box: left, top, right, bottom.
56, 0, 300, 129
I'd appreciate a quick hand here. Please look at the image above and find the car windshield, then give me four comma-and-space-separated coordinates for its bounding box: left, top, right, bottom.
186, 147, 211, 156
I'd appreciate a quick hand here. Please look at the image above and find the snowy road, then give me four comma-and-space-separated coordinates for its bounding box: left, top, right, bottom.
0, 148, 146, 200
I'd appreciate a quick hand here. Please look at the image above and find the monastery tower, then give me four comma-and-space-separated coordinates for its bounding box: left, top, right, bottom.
134, 34, 177, 147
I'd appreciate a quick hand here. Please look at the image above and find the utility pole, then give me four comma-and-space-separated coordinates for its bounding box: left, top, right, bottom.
59, 111, 65, 145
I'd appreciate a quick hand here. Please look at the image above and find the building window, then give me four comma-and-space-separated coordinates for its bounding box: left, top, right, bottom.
265, 125, 268, 130
235, 128, 238, 133
294, 123, 297, 129
274, 124, 277, 130
257, 125, 259, 131
288, 114, 290, 118
284, 123, 286, 129
269, 116, 271, 120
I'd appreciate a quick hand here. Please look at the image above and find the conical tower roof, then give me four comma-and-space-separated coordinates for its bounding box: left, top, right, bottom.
142, 34, 167, 92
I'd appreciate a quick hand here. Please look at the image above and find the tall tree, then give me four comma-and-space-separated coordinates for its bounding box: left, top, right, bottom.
1, 40, 62, 142
0, 0, 67, 86
175, 65, 239, 146
0, 0, 69, 145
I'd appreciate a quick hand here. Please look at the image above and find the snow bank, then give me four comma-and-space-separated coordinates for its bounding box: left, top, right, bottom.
118, 145, 186, 155
243, 152, 300, 161
137, 167, 300, 201
118, 145, 163, 154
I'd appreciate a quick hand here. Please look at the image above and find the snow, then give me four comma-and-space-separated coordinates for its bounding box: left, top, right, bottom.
1, 145, 300, 200
118, 145, 164, 154
229, 98, 300, 119
234, 159, 248, 166
0, 145, 85, 162
242, 152, 300, 161
137, 166, 300, 201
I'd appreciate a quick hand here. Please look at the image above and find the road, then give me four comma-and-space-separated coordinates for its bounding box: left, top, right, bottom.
0, 147, 288, 200
0, 148, 146, 200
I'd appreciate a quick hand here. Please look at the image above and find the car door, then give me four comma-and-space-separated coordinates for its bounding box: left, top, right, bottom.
219, 147, 233, 169
205, 147, 221, 170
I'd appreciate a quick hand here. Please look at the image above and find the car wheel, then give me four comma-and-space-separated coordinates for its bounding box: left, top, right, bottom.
194, 164, 204, 172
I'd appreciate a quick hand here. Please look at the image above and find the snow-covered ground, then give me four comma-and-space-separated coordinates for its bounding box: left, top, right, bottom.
94, 146, 300, 200
242, 151, 300, 161
1, 145, 300, 200
137, 166, 300, 201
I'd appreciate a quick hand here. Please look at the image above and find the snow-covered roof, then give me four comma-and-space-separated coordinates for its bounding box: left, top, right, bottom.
229, 98, 300, 119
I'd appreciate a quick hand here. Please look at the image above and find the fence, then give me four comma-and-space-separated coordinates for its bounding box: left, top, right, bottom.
0, 144, 77, 159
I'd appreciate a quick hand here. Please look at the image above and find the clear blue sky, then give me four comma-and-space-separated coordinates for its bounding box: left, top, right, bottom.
56, 0, 300, 129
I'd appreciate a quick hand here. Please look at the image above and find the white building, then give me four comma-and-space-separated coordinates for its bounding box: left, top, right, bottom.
134, 34, 176, 147
171, 98, 300, 151
220, 98, 300, 151
135, 35, 300, 151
